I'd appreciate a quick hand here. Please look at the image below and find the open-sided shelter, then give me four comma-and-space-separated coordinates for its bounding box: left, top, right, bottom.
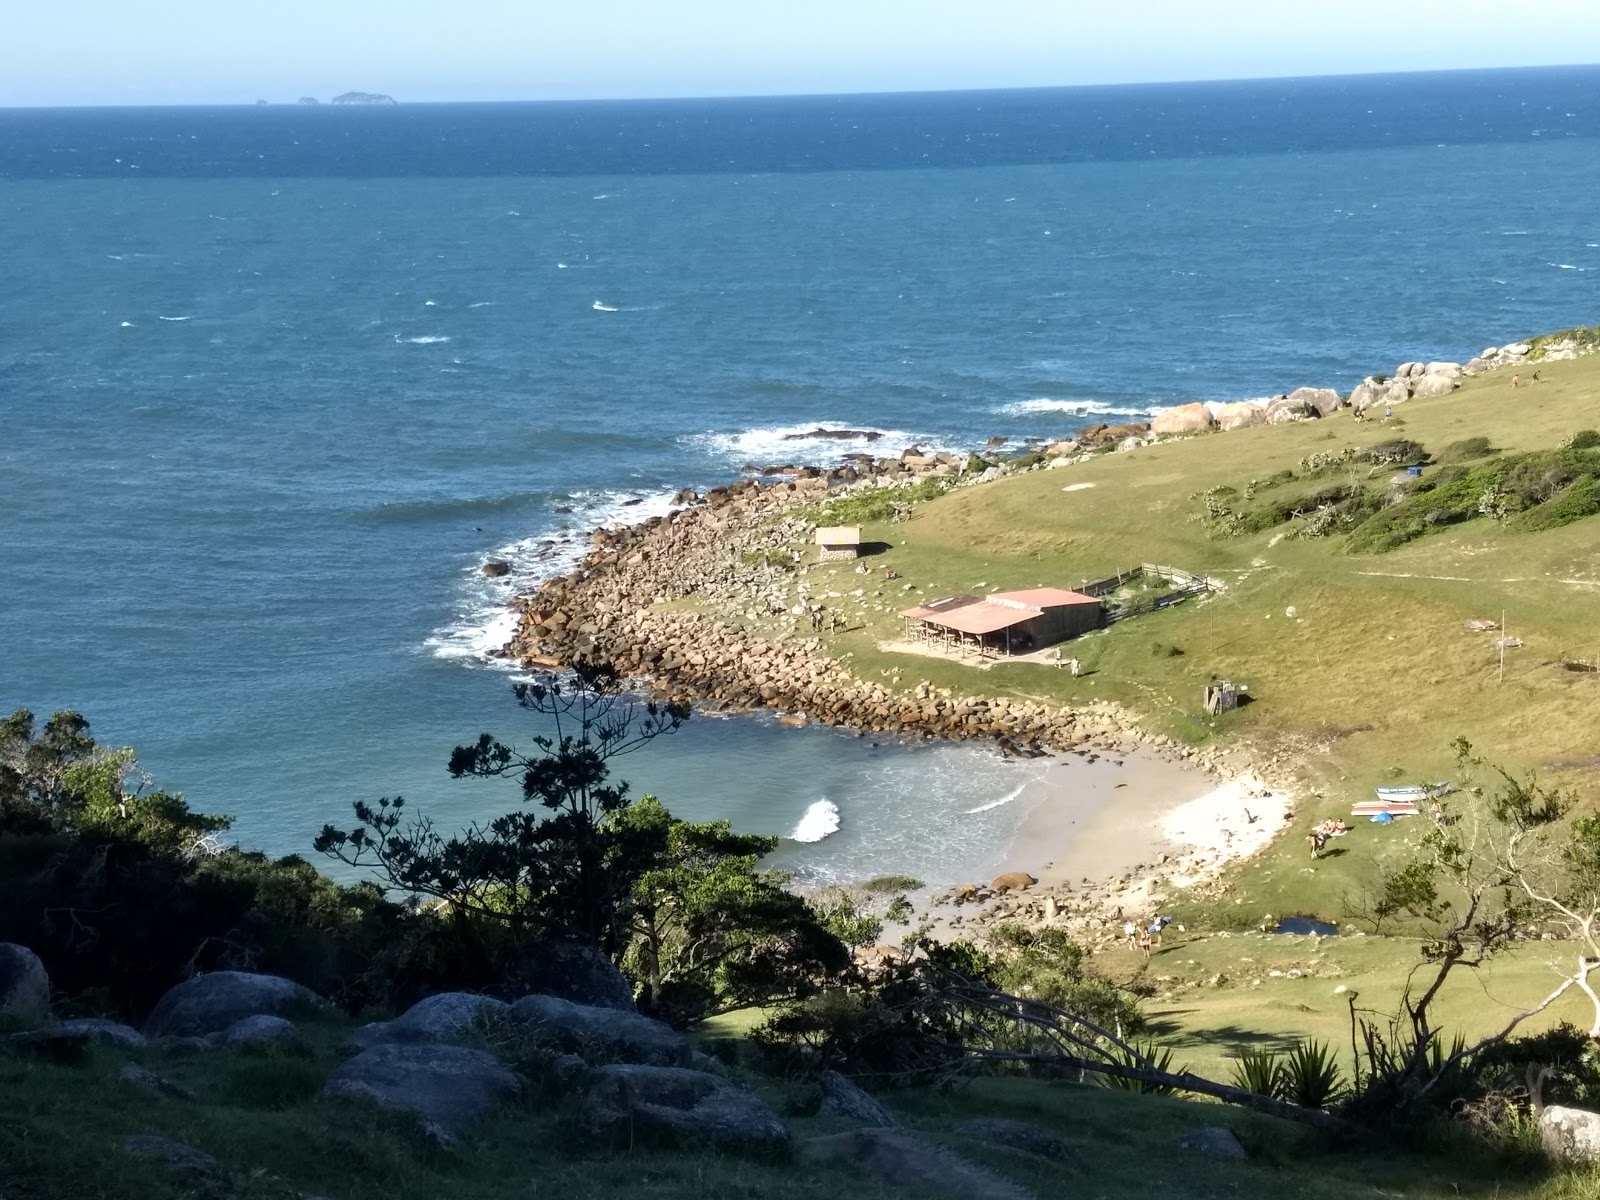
900, 587, 1102, 657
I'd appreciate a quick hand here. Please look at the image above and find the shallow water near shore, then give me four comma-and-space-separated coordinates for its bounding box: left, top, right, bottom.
5, 70, 1600, 882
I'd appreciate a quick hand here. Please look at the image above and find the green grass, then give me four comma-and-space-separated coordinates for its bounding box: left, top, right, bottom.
3, 1021, 1596, 1200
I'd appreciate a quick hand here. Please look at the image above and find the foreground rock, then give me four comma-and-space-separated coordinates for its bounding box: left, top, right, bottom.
1541, 1105, 1600, 1164
323, 1043, 523, 1146
119, 1062, 195, 1100
818, 1069, 900, 1127
503, 938, 636, 1011
0, 943, 50, 1025
955, 1117, 1072, 1160
1176, 1125, 1246, 1159
210, 1014, 298, 1047
578, 1064, 789, 1151
352, 992, 510, 1048
122, 1135, 229, 1187
9, 1017, 145, 1049
802, 1128, 1037, 1200
144, 971, 325, 1038
1151, 402, 1215, 435
510, 993, 689, 1065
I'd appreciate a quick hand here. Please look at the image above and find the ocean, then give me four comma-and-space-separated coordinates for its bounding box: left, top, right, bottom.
3, 67, 1597, 884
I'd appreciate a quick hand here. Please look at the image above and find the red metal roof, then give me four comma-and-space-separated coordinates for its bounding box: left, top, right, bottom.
990, 587, 1099, 608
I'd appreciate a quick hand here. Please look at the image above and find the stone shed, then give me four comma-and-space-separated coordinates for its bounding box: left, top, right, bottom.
815, 525, 863, 562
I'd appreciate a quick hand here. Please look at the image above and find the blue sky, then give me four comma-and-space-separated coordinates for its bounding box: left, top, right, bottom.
7, 0, 1600, 106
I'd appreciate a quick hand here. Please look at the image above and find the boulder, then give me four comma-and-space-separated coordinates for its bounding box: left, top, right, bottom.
1395, 361, 1423, 379
144, 971, 325, 1038
989, 872, 1038, 893
1214, 401, 1264, 431
801, 1129, 1036, 1200
211, 1014, 298, 1047
509, 993, 690, 1066
122, 1135, 230, 1187
322, 1043, 523, 1146
1503, 342, 1532, 357
1176, 1125, 1246, 1159
0, 944, 50, 1025
578, 1064, 789, 1151
481, 560, 513, 578
1151, 402, 1215, 435
954, 1117, 1072, 1161
352, 992, 510, 1048
1286, 386, 1343, 416
503, 938, 636, 1010
1541, 1105, 1600, 1164
1409, 372, 1459, 399
1463, 357, 1491, 375
1424, 361, 1462, 379
1347, 377, 1385, 411
1264, 397, 1312, 423
819, 1069, 899, 1127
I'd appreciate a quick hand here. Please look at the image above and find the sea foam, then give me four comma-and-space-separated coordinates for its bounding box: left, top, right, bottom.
789, 799, 841, 843
997, 398, 1152, 418
685, 422, 958, 467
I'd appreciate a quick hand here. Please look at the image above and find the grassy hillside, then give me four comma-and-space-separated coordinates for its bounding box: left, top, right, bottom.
788, 351, 1600, 928
3, 1024, 1595, 1200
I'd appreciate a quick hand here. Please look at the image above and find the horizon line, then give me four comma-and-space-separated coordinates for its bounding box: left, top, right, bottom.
6, 60, 1599, 111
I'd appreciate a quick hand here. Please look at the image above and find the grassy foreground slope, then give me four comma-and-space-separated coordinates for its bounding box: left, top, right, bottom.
3, 1026, 1596, 1200
801, 351, 1600, 925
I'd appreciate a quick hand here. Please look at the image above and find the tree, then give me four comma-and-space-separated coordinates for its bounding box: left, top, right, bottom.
316, 663, 689, 956
1341, 738, 1600, 1115
613, 796, 849, 1020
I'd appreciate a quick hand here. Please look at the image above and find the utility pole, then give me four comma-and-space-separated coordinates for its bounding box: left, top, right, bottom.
1500, 608, 1507, 685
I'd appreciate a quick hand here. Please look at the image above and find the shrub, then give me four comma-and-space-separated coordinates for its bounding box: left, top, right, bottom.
1438, 436, 1498, 464
1569, 429, 1600, 450
862, 875, 925, 894
1230, 1049, 1284, 1098
1281, 1039, 1347, 1109
1097, 1039, 1185, 1095
1512, 476, 1600, 533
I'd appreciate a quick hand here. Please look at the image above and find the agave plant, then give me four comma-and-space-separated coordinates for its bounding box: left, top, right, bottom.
1230, 1048, 1285, 1099
1097, 1038, 1185, 1095
1280, 1039, 1347, 1109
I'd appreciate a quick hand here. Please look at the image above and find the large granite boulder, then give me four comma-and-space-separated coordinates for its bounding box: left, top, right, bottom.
503, 938, 635, 1011
9, 1017, 145, 1050
1214, 401, 1264, 431
1409, 372, 1459, 399
1424, 361, 1462, 379
0, 944, 50, 1025
1151, 402, 1215, 435
819, 1069, 899, 1127
1541, 1105, 1600, 1163
1264, 396, 1313, 423
801, 1128, 1036, 1200
1176, 1125, 1246, 1159
322, 1043, 523, 1146
1286, 386, 1343, 416
144, 971, 324, 1038
577, 1064, 789, 1151
352, 992, 510, 1048
210, 1014, 298, 1047
509, 993, 690, 1066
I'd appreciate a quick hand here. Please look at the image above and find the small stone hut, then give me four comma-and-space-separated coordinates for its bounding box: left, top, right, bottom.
901, 587, 1102, 656
815, 525, 863, 562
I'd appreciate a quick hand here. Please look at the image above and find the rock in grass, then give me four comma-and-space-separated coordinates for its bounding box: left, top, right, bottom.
118, 1062, 195, 1100
9, 1017, 146, 1051
954, 1117, 1071, 1161
350, 992, 509, 1049
503, 938, 636, 1011
1176, 1125, 1246, 1159
801, 1129, 1036, 1200
577, 1064, 789, 1151
0, 943, 51, 1025
144, 971, 325, 1038
122, 1135, 229, 1186
1541, 1105, 1600, 1164
509, 993, 689, 1066
210, 1014, 298, 1047
322, 1043, 522, 1147
818, 1070, 899, 1127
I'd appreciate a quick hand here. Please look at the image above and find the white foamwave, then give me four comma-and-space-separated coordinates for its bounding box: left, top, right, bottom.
790, 799, 841, 843
468, 301, 494, 308
685, 422, 958, 467
120, 321, 134, 327
424, 300, 437, 306
158, 315, 193, 322
964, 783, 1028, 814
424, 487, 683, 665
400, 335, 452, 344
592, 301, 619, 312
998, 398, 1152, 418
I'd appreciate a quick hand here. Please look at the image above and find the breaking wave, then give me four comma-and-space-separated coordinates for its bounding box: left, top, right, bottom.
789, 799, 841, 843
996, 398, 1152, 418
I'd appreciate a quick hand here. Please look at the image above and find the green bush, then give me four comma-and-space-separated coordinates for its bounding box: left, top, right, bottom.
807, 478, 948, 526
1230, 1049, 1284, 1098
1512, 476, 1600, 533
1569, 429, 1600, 451
1438, 436, 1498, 464
1280, 1039, 1347, 1109
862, 875, 925, 894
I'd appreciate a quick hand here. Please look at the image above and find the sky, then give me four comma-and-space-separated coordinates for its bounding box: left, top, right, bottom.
6, 0, 1600, 107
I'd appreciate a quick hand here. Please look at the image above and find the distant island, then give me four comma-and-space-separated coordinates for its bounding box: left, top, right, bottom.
330, 92, 397, 105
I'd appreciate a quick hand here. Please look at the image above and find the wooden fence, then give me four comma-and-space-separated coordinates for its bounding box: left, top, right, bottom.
1074, 563, 1220, 625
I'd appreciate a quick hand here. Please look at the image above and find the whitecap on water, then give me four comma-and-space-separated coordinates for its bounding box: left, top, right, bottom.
398, 335, 452, 344
684, 421, 960, 467
996, 398, 1152, 418
789, 799, 841, 843
963, 782, 1028, 814
592, 300, 619, 312
158, 315, 194, 322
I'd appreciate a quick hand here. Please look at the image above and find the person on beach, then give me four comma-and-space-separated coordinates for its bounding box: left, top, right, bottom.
1137, 926, 1153, 957
1148, 915, 1171, 947
1069, 657, 1082, 677
1123, 919, 1138, 949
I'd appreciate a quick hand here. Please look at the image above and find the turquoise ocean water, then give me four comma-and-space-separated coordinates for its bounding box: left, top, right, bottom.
3, 69, 1598, 883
